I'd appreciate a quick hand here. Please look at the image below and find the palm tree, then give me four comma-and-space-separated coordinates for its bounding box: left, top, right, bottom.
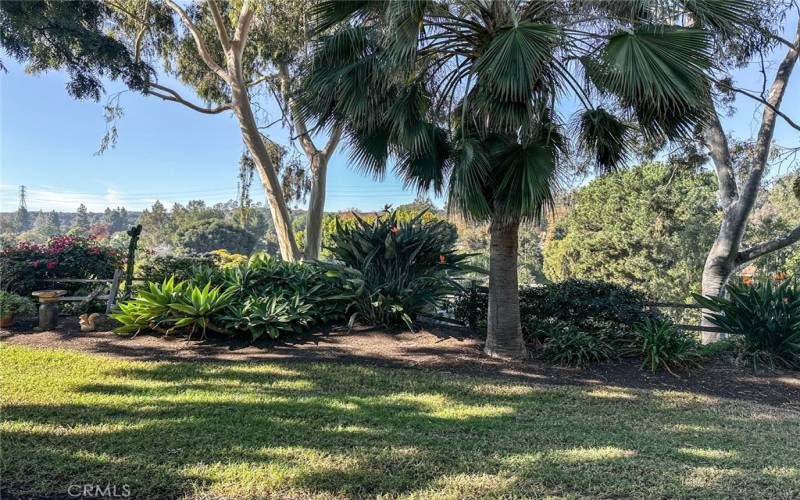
299, 0, 752, 358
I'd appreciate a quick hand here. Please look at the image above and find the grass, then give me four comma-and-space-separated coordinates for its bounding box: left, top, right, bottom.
1, 345, 799, 499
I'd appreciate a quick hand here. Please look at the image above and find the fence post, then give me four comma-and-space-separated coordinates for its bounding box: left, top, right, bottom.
123, 224, 142, 300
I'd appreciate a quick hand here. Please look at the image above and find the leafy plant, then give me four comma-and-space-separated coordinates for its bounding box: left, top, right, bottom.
115, 254, 353, 342
694, 279, 800, 370
542, 323, 619, 367
167, 283, 233, 340
451, 280, 657, 343
634, 318, 699, 375
325, 209, 474, 329
0, 291, 35, 318
137, 254, 218, 283
222, 294, 313, 341
0, 236, 122, 295
111, 277, 188, 335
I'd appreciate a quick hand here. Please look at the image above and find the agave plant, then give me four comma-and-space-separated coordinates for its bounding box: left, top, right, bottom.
112, 277, 187, 335
694, 279, 800, 370
324, 209, 475, 330
167, 282, 234, 340
222, 293, 315, 341
299, 0, 754, 358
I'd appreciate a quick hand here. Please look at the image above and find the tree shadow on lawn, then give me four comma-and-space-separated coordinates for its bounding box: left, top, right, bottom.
4, 360, 799, 499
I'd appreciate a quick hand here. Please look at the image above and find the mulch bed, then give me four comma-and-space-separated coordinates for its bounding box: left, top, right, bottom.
2, 315, 799, 410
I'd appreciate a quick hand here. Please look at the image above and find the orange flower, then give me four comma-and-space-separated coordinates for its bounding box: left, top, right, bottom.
773, 272, 787, 283
390, 226, 400, 234
439, 254, 446, 263
742, 276, 753, 286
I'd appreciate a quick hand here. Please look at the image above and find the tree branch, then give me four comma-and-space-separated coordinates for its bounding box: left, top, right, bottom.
278, 61, 318, 158
232, 0, 255, 60
727, 84, 800, 132
163, 0, 229, 81
247, 71, 277, 88
736, 224, 800, 264
702, 109, 738, 211
206, 0, 231, 50
322, 123, 343, 159
737, 17, 800, 216
146, 82, 231, 114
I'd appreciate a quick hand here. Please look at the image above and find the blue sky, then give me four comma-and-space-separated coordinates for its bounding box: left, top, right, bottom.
1, 12, 798, 213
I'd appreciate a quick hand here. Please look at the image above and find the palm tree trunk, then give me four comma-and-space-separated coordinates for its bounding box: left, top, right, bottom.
484, 217, 528, 359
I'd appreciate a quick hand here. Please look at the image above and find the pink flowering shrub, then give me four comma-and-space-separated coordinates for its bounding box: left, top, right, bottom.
0, 236, 124, 295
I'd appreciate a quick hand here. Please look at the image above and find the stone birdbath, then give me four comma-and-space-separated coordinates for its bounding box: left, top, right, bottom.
31, 290, 67, 330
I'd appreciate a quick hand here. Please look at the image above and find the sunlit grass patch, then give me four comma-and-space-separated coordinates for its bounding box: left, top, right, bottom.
2, 344, 799, 499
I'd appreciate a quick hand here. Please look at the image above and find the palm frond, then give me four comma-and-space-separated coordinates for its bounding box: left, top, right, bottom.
393, 124, 451, 194
576, 108, 633, 173
309, 1, 381, 36
493, 121, 563, 222
584, 25, 713, 140
474, 22, 561, 102
447, 138, 493, 221
683, 0, 753, 36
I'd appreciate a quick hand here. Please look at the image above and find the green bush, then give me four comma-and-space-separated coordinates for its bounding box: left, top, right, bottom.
452, 279, 656, 342
542, 323, 619, 367
634, 318, 699, 375
0, 291, 35, 318
138, 254, 218, 283
0, 236, 123, 295
447, 281, 488, 331
695, 279, 800, 370
176, 220, 257, 255
324, 209, 473, 329
114, 254, 352, 342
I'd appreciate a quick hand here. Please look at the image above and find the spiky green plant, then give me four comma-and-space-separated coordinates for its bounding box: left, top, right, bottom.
299, 0, 754, 358
694, 279, 800, 370
634, 318, 700, 375
324, 209, 475, 330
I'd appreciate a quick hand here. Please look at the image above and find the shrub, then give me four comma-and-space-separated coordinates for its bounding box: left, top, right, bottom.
452, 279, 656, 342
0, 291, 36, 318
114, 254, 352, 342
324, 209, 472, 329
138, 254, 218, 283
634, 318, 699, 375
542, 323, 619, 367
0, 236, 123, 295
448, 281, 488, 331
694, 279, 800, 370
209, 249, 247, 269
113, 278, 233, 339
176, 220, 257, 255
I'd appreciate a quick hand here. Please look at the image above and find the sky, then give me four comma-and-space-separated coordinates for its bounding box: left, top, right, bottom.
0, 12, 798, 214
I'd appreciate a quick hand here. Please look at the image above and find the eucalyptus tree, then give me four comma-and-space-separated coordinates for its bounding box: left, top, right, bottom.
0, 0, 341, 261
299, 0, 750, 358
695, 7, 800, 342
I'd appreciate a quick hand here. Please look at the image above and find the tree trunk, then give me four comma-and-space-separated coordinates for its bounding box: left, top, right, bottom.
698, 19, 799, 343
229, 80, 300, 261
484, 217, 528, 359
700, 229, 737, 344
303, 155, 328, 260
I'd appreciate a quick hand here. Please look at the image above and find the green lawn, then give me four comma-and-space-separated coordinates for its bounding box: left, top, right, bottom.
1, 345, 798, 499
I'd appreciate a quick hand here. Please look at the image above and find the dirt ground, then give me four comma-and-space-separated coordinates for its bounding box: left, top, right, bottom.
2, 315, 799, 410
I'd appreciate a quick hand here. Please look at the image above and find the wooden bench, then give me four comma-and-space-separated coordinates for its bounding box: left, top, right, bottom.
39, 269, 124, 313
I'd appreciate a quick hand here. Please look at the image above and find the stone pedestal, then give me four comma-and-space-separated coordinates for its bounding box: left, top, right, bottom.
31, 290, 67, 331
